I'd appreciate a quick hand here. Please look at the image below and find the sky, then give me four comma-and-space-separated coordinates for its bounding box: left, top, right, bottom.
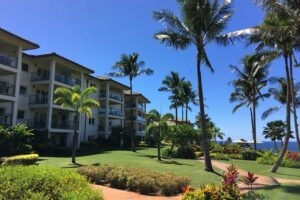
1, 0, 299, 141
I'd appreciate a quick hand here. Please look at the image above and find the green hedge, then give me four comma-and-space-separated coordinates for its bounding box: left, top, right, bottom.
257, 151, 300, 168
0, 165, 103, 200
78, 165, 190, 196
1, 154, 39, 165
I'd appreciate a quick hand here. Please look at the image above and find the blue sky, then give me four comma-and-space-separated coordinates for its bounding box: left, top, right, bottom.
1, 0, 299, 141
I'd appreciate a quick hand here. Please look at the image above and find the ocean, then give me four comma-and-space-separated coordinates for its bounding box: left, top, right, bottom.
254, 141, 298, 152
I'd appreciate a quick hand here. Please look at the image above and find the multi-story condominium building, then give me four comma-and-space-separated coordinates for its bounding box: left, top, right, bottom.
124, 91, 149, 140
0, 28, 150, 147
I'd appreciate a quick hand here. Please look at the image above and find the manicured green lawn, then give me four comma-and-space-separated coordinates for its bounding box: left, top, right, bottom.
221, 159, 300, 180
39, 147, 222, 188
256, 184, 300, 200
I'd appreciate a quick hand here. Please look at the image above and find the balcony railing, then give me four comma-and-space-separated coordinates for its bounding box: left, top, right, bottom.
55, 73, 81, 86
125, 103, 136, 108
109, 107, 122, 117
27, 119, 46, 129
31, 72, 49, 81
109, 92, 122, 101
137, 104, 146, 111
0, 83, 15, 96
0, 114, 12, 127
29, 95, 48, 105
137, 116, 146, 123
0, 53, 17, 68
51, 120, 76, 130
99, 91, 106, 98
99, 107, 106, 114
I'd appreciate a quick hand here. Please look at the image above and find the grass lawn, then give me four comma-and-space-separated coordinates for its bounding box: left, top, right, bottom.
39, 147, 223, 188
221, 159, 300, 180
256, 184, 300, 200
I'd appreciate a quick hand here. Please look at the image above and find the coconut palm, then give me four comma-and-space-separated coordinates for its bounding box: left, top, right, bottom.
181, 81, 198, 123
153, 0, 235, 172
54, 85, 100, 164
263, 120, 287, 149
146, 109, 174, 161
229, 55, 270, 150
108, 53, 153, 152
249, 1, 298, 172
159, 72, 185, 124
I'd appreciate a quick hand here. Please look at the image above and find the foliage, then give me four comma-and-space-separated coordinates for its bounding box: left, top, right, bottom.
196, 114, 225, 142
286, 151, 300, 162
210, 153, 230, 161
177, 146, 196, 159
242, 172, 258, 191
78, 165, 190, 196
161, 147, 177, 158
1, 154, 39, 166
241, 150, 261, 161
0, 165, 103, 200
257, 151, 300, 168
171, 125, 198, 148
0, 124, 34, 156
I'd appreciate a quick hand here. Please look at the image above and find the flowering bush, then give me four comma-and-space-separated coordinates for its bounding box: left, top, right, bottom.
286, 151, 300, 162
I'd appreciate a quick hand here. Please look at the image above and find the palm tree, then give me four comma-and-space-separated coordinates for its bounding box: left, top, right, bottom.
146, 109, 174, 161
153, 0, 235, 172
181, 81, 198, 123
229, 55, 270, 150
54, 85, 100, 164
263, 120, 287, 149
108, 53, 153, 152
159, 71, 184, 124
249, 0, 298, 172
262, 78, 300, 120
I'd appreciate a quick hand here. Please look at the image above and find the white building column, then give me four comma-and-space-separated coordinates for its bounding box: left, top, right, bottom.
12, 46, 22, 126
105, 83, 109, 138
135, 97, 138, 135
47, 60, 55, 130
121, 92, 124, 128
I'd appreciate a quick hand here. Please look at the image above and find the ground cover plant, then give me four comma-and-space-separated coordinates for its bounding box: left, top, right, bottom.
1, 153, 39, 165
78, 164, 190, 196
0, 165, 103, 200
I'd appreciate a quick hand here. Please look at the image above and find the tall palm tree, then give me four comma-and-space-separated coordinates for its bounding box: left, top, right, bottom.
54, 85, 100, 164
159, 71, 184, 124
153, 0, 235, 172
249, 0, 298, 172
108, 53, 153, 152
181, 81, 198, 123
229, 55, 270, 150
146, 109, 174, 161
262, 78, 300, 120
263, 120, 287, 149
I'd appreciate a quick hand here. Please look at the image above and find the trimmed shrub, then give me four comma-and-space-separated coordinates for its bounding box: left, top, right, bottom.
2, 154, 39, 165
194, 151, 203, 158
161, 147, 176, 158
256, 151, 277, 165
176, 147, 196, 159
210, 153, 230, 160
241, 150, 261, 161
0, 165, 103, 200
78, 165, 190, 196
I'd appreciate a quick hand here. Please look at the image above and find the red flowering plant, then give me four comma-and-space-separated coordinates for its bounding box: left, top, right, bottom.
221, 164, 241, 199
182, 185, 193, 193
286, 151, 300, 162
242, 172, 258, 192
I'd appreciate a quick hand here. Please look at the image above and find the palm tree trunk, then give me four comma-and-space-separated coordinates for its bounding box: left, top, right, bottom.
250, 108, 254, 148
252, 100, 257, 150
181, 106, 184, 123
289, 54, 300, 153
185, 104, 188, 123
175, 107, 178, 125
130, 79, 136, 152
271, 54, 292, 173
274, 140, 277, 149
197, 51, 213, 172
72, 111, 79, 164
158, 121, 161, 161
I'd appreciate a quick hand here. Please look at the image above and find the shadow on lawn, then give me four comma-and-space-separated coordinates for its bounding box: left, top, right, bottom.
276, 172, 300, 179
256, 184, 300, 195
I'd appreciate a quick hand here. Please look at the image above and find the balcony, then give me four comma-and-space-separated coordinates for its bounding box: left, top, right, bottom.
27, 119, 46, 129
109, 92, 122, 101
0, 53, 17, 68
125, 103, 136, 108
0, 114, 12, 127
29, 95, 48, 105
137, 104, 146, 111
51, 120, 76, 130
55, 73, 81, 86
99, 91, 106, 98
99, 107, 106, 114
137, 116, 146, 123
31, 72, 49, 81
0, 82, 15, 96
109, 107, 122, 117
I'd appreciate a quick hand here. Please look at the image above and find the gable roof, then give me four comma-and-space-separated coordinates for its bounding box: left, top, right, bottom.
124, 90, 150, 103
96, 76, 130, 90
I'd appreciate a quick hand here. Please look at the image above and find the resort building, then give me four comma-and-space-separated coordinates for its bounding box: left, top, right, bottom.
0, 28, 150, 147
124, 91, 149, 140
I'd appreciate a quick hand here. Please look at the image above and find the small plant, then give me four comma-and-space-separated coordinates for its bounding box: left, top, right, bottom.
286, 151, 300, 162
242, 172, 258, 192
2, 154, 39, 165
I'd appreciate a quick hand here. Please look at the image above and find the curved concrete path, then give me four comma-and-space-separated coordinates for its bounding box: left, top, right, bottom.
92, 184, 181, 200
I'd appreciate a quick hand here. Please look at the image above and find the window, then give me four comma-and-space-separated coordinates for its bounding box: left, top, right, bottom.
88, 118, 95, 125
90, 83, 96, 87
19, 86, 27, 96
88, 135, 94, 141
17, 110, 26, 119
22, 63, 29, 72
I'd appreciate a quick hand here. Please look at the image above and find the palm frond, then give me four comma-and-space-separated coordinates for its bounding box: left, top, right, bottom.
262, 106, 281, 120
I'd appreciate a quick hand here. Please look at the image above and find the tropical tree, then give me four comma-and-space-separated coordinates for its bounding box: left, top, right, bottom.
108, 53, 153, 152
54, 85, 100, 163
146, 109, 174, 161
249, 0, 298, 172
196, 114, 225, 142
229, 55, 270, 150
159, 71, 184, 124
153, 0, 235, 172
181, 80, 198, 123
263, 120, 287, 149
262, 78, 300, 120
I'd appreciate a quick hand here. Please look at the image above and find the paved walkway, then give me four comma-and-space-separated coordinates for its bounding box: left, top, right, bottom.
92, 184, 181, 200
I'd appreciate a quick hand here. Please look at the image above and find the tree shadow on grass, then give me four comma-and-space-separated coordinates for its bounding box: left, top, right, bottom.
158, 160, 193, 166
62, 163, 85, 169
276, 172, 300, 179
256, 184, 300, 195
